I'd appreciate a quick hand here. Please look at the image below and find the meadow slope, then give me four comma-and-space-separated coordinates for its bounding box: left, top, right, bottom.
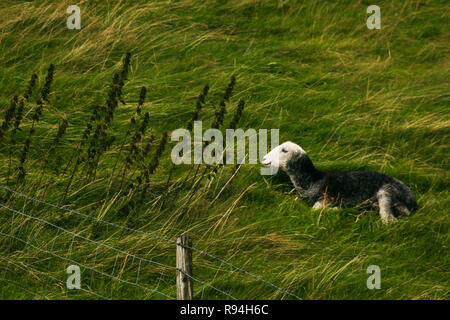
0, 0, 448, 299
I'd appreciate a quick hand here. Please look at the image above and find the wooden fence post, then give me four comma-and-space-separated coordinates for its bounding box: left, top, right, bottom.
176, 234, 193, 300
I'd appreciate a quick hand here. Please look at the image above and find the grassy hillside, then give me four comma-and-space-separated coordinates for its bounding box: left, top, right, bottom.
0, 0, 448, 299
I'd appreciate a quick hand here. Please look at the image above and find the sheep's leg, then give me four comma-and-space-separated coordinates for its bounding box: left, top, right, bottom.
313, 201, 325, 210
394, 202, 412, 216
312, 200, 338, 210
377, 189, 397, 225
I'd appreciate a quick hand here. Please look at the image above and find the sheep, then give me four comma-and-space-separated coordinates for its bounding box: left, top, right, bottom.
261, 141, 418, 224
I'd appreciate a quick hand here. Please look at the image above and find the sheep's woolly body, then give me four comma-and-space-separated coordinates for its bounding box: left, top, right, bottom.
262, 142, 418, 224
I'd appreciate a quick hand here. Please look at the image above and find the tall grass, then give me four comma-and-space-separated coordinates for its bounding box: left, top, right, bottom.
0, 0, 448, 300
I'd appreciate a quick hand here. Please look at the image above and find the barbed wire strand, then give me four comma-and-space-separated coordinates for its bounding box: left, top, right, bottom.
0, 277, 49, 300
134, 258, 142, 299
0, 230, 175, 300
1, 208, 16, 300
0, 263, 9, 299
0, 202, 235, 300
90, 245, 99, 290
0, 253, 107, 299
0, 202, 174, 270
0, 184, 300, 299
109, 253, 119, 300
43, 228, 60, 296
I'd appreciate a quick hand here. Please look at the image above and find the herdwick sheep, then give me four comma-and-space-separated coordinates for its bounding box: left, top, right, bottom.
261, 141, 417, 224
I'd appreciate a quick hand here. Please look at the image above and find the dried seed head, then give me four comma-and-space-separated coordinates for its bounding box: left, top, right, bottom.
24, 74, 38, 101
229, 99, 245, 130
138, 86, 147, 108
41, 64, 55, 102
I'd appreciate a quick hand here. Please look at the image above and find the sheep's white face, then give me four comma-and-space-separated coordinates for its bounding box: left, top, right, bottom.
261, 141, 305, 171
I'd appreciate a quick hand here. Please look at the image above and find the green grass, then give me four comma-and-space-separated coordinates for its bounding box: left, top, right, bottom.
0, 0, 448, 300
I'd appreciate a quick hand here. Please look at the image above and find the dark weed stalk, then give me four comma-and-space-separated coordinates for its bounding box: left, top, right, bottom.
128, 112, 151, 170
124, 112, 152, 183
216, 99, 247, 194
54, 119, 69, 146
109, 85, 147, 196
7, 99, 24, 184
162, 84, 210, 208
186, 76, 237, 203
103, 73, 121, 127
88, 53, 132, 178
147, 131, 168, 175
118, 131, 167, 227
176, 84, 210, 182
223, 75, 236, 102
118, 112, 150, 190
202, 76, 237, 178
117, 52, 132, 105
62, 104, 101, 201
37, 119, 69, 195
131, 112, 150, 161
16, 100, 44, 183
62, 53, 131, 202
13, 98, 25, 132
63, 104, 100, 175
43, 119, 69, 172
16, 64, 54, 182
134, 132, 168, 206
86, 122, 106, 178
137, 86, 146, 115
85, 74, 120, 178
23, 74, 38, 101
0, 96, 18, 143
211, 75, 235, 129
169, 79, 233, 203
220, 99, 246, 166
142, 134, 155, 158
228, 99, 245, 130
108, 115, 137, 191
10, 66, 53, 184
41, 64, 55, 102
187, 84, 209, 131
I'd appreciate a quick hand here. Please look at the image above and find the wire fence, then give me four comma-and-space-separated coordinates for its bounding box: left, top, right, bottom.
0, 184, 300, 300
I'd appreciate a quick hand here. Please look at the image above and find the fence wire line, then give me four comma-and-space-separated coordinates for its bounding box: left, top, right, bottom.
0, 184, 300, 299
1, 277, 48, 300
0, 229, 176, 300
0, 203, 235, 300
0, 253, 107, 299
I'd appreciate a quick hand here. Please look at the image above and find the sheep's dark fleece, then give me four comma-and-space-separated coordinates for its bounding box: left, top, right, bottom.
262, 141, 417, 224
